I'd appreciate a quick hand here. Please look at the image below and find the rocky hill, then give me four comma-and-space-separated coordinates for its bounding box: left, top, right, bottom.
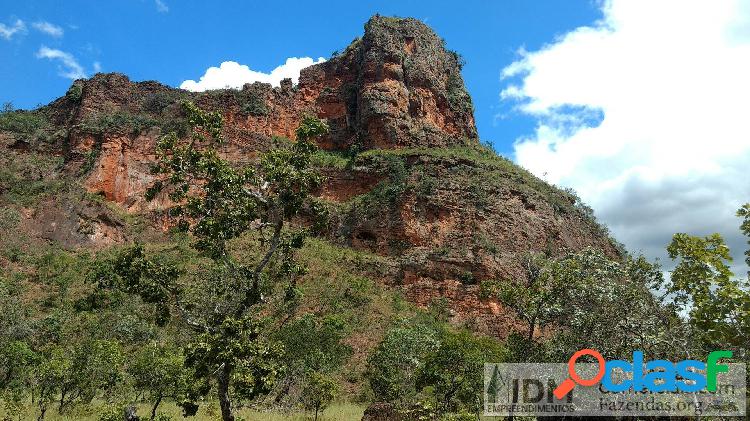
0, 15, 620, 338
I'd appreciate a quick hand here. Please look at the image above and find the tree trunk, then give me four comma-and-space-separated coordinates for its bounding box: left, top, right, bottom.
58, 390, 66, 413
217, 366, 234, 421
37, 406, 46, 421
151, 394, 163, 420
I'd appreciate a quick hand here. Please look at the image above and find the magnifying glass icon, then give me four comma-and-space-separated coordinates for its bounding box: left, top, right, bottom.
553, 348, 606, 400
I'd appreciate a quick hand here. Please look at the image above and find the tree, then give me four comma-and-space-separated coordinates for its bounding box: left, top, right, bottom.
301, 372, 338, 421
662, 218, 750, 354
0, 341, 37, 415
366, 322, 440, 403
272, 313, 351, 406
737, 203, 750, 276
33, 347, 71, 421
484, 249, 682, 362
480, 252, 570, 342
416, 330, 507, 416
542, 250, 680, 360
101, 103, 329, 421
128, 343, 190, 419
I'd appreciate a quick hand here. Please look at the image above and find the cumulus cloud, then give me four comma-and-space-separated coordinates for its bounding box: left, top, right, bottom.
0, 19, 26, 40
36, 46, 86, 80
502, 0, 750, 273
155, 0, 168, 13
180, 57, 326, 92
32, 21, 64, 37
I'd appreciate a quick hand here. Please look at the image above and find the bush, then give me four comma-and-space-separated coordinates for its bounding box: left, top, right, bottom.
242, 93, 269, 116
142, 91, 177, 115
366, 322, 440, 402
416, 330, 507, 415
0, 109, 49, 137
79, 112, 159, 136
301, 372, 338, 420
66, 83, 83, 103
0, 152, 65, 206
275, 313, 352, 375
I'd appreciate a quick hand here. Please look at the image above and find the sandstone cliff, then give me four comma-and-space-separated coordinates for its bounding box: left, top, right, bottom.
0, 16, 620, 337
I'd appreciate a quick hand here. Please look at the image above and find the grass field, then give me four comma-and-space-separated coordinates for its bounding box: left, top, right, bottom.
1, 401, 366, 420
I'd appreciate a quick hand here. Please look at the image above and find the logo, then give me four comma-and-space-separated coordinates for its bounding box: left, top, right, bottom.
553, 348, 733, 397
484, 351, 746, 417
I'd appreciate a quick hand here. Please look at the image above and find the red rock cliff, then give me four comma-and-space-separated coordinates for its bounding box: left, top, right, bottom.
1, 16, 620, 338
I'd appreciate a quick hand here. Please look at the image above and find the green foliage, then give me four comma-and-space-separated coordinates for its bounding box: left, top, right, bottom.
0, 341, 37, 405
242, 93, 269, 116
0, 280, 31, 342
0, 151, 65, 206
105, 104, 329, 421
142, 91, 181, 115
541, 251, 674, 360
366, 322, 440, 403
480, 252, 565, 342
737, 203, 750, 274
276, 314, 352, 375
445, 73, 473, 115
662, 228, 750, 352
33, 339, 124, 416
0, 109, 48, 135
310, 150, 350, 170
128, 343, 190, 419
301, 372, 337, 420
185, 317, 283, 401
416, 330, 507, 415
483, 249, 679, 362
80, 145, 102, 175
65, 83, 83, 103
79, 111, 160, 136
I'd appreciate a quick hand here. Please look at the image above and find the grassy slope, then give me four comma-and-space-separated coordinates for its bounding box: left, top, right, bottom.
0, 110, 610, 419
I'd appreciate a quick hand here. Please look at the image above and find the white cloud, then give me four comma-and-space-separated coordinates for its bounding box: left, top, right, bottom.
32, 21, 64, 37
155, 0, 169, 13
180, 57, 326, 92
36, 46, 86, 80
93, 61, 102, 73
0, 19, 26, 40
502, 0, 750, 273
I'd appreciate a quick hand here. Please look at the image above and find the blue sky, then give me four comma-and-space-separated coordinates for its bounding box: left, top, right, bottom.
0, 0, 600, 155
3, 0, 750, 273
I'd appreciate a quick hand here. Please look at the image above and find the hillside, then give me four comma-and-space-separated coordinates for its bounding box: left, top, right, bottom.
0, 16, 620, 341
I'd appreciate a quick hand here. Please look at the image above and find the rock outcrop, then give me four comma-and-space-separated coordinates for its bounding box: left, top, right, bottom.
0, 16, 620, 338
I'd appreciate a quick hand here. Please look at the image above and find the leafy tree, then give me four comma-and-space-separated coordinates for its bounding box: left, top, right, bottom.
480, 252, 566, 342
276, 314, 351, 374
661, 217, 750, 354
272, 313, 351, 405
33, 347, 72, 420
738, 203, 750, 275
102, 103, 329, 421
543, 250, 677, 360
484, 249, 680, 362
416, 330, 507, 416
300, 372, 338, 421
128, 343, 190, 419
366, 322, 440, 403
0, 341, 37, 415
34, 339, 124, 417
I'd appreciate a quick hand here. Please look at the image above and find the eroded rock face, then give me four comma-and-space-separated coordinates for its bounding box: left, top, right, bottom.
1, 16, 620, 338
50, 16, 477, 209
355, 16, 477, 148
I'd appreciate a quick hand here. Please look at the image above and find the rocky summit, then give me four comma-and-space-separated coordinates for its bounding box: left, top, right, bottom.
0, 16, 619, 338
